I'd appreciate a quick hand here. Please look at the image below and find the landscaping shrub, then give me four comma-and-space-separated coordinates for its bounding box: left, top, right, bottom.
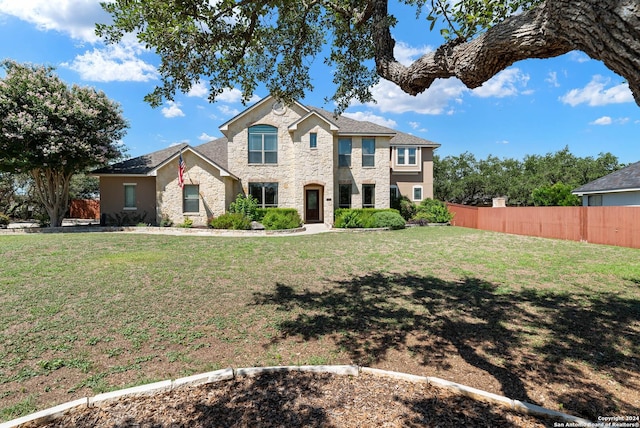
260, 209, 302, 230
255, 208, 268, 222
0, 212, 9, 227
160, 214, 174, 227
106, 211, 148, 226
178, 217, 193, 228
397, 196, 417, 220
413, 198, 454, 223
209, 213, 252, 230
334, 208, 401, 228
228, 194, 259, 220
372, 211, 406, 229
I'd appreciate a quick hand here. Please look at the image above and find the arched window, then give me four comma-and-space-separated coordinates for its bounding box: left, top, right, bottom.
248, 125, 277, 164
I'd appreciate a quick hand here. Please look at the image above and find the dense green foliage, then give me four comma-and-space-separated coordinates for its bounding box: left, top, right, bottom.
371, 211, 406, 230
209, 213, 252, 230
531, 183, 581, 206
260, 209, 303, 230
413, 199, 455, 223
0, 212, 9, 226
98, 0, 543, 113
228, 194, 259, 221
334, 208, 403, 229
434, 148, 622, 206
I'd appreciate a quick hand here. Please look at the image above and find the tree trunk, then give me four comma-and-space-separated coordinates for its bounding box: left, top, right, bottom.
373, 0, 640, 106
31, 168, 72, 228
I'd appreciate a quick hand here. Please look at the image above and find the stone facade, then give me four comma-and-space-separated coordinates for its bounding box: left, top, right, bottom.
155, 150, 234, 227
222, 99, 391, 224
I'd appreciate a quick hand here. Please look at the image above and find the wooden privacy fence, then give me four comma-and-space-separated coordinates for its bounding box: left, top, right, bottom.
446, 203, 640, 249
69, 199, 100, 220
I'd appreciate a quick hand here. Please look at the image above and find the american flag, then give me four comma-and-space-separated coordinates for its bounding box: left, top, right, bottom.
178, 152, 185, 188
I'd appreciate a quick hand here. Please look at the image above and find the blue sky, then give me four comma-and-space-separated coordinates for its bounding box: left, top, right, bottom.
0, 0, 638, 164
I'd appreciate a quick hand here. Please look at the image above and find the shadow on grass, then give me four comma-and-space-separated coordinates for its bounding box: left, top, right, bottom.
254, 273, 640, 420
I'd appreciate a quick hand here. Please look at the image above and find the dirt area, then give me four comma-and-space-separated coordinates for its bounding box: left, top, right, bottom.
25, 371, 561, 427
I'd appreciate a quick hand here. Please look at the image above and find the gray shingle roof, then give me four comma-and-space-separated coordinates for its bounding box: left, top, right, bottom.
573, 161, 640, 194
310, 107, 440, 147
92, 143, 188, 175
93, 99, 440, 176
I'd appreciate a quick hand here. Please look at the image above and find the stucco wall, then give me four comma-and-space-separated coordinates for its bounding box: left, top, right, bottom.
581, 191, 640, 207
391, 147, 435, 201
99, 176, 156, 224
156, 150, 230, 227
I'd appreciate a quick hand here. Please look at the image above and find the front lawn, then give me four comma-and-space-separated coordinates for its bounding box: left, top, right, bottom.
1, 227, 638, 421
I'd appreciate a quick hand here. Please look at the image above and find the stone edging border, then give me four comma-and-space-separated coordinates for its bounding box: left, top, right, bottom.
0, 365, 592, 428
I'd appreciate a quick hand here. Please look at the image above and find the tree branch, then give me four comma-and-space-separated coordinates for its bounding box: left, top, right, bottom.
373, 0, 640, 106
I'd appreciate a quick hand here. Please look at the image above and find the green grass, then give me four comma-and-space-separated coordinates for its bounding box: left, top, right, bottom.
0, 227, 639, 421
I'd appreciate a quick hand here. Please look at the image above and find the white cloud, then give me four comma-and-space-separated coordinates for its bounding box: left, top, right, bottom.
0, 0, 110, 43
187, 81, 209, 98
409, 122, 419, 130
367, 78, 467, 115
472, 68, 530, 98
217, 105, 240, 117
590, 116, 630, 126
393, 40, 433, 66
496, 140, 510, 145
198, 132, 216, 141
343, 111, 397, 128
65, 37, 157, 82
568, 51, 589, 63
545, 71, 560, 88
162, 101, 185, 118
591, 116, 612, 125
560, 75, 634, 106
216, 88, 261, 103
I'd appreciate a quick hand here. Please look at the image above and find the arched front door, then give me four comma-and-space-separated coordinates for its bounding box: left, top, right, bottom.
304, 186, 323, 223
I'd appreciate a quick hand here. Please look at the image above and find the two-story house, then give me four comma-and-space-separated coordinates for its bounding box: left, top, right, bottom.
93, 96, 440, 226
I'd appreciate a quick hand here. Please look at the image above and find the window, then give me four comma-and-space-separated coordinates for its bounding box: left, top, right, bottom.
362, 184, 375, 208
362, 138, 375, 167
588, 195, 602, 206
183, 185, 200, 213
249, 182, 278, 208
123, 184, 136, 209
397, 147, 417, 165
338, 138, 352, 167
390, 185, 400, 202
338, 184, 352, 208
310, 132, 317, 149
413, 186, 423, 202
248, 125, 277, 164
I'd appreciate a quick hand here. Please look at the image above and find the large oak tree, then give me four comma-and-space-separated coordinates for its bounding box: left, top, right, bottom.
0, 61, 128, 227
98, 0, 640, 111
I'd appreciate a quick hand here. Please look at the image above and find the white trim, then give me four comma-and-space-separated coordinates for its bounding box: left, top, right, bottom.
396, 147, 420, 166
288, 111, 339, 132
573, 187, 640, 196
412, 185, 423, 201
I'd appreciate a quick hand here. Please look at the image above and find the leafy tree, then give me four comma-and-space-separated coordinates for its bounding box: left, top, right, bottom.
531, 183, 581, 206
0, 61, 128, 227
98, 0, 640, 111
435, 148, 623, 206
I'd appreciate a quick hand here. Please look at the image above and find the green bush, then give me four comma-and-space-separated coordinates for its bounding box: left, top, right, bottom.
178, 217, 193, 228
209, 213, 252, 230
229, 194, 259, 220
334, 208, 401, 228
413, 199, 454, 223
372, 211, 406, 229
255, 208, 268, 222
261, 209, 302, 230
398, 196, 417, 220
0, 212, 9, 227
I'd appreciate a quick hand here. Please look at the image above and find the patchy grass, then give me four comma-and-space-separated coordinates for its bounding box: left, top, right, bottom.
1, 227, 639, 421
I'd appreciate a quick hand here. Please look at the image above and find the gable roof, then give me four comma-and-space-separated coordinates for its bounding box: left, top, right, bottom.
92, 140, 237, 179
308, 107, 440, 147
573, 161, 640, 195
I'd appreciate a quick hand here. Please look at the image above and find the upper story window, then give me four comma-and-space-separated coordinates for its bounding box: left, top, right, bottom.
248, 125, 277, 164
362, 138, 375, 167
397, 147, 417, 165
310, 132, 317, 149
339, 138, 352, 167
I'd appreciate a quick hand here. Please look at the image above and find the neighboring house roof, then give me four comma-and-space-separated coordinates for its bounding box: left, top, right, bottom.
92, 141, 237, 179
573, 161, 640, 195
